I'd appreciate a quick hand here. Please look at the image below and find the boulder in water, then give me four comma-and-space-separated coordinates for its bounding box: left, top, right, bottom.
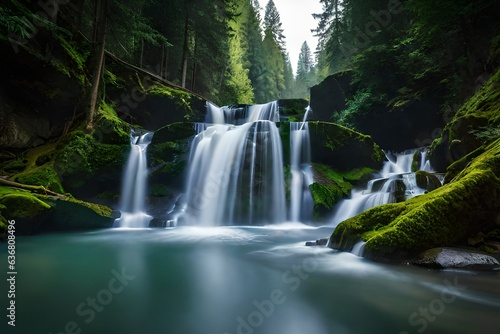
415, 170, 442, 192
413, 247, 500, 270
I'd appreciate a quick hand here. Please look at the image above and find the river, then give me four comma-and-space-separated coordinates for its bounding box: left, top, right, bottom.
1, 224, 500, 334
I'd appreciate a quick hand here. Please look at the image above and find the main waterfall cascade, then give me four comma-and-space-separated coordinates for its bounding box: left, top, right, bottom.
331, 148, 442, 227
114, 131, 153, 228
178, 101, 289, 226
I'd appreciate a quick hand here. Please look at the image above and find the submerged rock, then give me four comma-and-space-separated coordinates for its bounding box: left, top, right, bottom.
413, 247, 500, 270
305, 238, 329, 246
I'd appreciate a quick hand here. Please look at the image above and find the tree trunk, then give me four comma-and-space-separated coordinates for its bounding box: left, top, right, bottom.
191, 39, 197, 91
87, 0, 108, 130
181, 6, 190, 88
140, 38, 144, 68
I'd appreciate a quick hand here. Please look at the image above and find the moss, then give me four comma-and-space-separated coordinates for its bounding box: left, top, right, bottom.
330, 138, 500, 261
309, 182, 340, 216
0, 187, 51, 219
1, 157, 26, 173
0, 213, 6, 233
444, 146, 486, 183
412, 151, 422, 172
12, 163, 64, 193
0, 186, 116, 233
430, 67, 500, 169
54, 128, 128, 189
104, 69, 125, 88
94, 102, 131, 144
147, 85, 192, 116
25, 143, 57, 168
310, 163, 375, 218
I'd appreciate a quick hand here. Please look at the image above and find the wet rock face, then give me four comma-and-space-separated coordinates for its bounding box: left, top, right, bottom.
413, 247, 500, 270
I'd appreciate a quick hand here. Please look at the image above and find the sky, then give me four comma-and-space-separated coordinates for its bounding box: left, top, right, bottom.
257, 0, 323, 75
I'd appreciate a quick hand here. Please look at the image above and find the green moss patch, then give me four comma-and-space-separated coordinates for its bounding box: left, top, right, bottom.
12, 163, 64, 193
54, 129, 128, 190
310, 163, 375, 217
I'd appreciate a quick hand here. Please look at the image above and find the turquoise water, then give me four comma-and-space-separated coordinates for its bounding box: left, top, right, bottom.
1, 224, 500, 334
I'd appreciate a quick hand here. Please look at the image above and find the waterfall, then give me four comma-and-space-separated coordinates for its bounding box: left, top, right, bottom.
331, 148, 440, 226
289, 121, 313, 222
179, 101, 286, 226
114, 131, 153, 228
205, 101, 280, 125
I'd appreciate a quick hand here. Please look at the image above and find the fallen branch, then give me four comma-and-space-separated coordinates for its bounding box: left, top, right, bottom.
0, 178, 67, 199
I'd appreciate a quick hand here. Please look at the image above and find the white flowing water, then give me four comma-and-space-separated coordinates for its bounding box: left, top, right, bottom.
180, 101, 286, 226
290, 121, 313, 222
114, 132, 153, 228
331, 148, 437, 227
206, 101, 280, 125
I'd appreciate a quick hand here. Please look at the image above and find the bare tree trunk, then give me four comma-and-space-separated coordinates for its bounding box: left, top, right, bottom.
87, 0, 108, 130
191, 39, 197, 91
181, 6, 190, 88
140, 38, 144, 68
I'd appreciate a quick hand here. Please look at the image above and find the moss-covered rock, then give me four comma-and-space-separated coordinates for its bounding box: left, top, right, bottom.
329, 138, 500, 262
147, 122, 196, 196
309, 163, 376, 217
105, 57, 206, 129
12, 163, 64, 194
430, 67, 500, 171
0, 186, 117, 235
307, 121, 385, 171
54, 128, 129, 197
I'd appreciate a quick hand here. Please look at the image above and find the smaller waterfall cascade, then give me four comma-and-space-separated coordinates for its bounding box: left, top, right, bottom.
114, 131, 153, 228
289, 106, 314, 221
331, 148, 441, 226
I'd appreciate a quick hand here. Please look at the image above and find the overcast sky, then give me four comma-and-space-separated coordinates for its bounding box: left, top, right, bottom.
257, 0, 323, 75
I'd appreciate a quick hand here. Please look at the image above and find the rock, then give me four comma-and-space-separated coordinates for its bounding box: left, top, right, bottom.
306, 121, 385, 171
305, 238, 329, 246
0, 186, 116, 234
413, 247, 500, 270
415, 170, 442, 192
289, 121, 384, 219
310, 71, 354, 122
429, 67, 500, 171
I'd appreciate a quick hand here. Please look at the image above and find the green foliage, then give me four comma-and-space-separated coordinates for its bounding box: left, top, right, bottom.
335, 89, 374, 128
0, 0, 69, 40
313, 0, 500, 125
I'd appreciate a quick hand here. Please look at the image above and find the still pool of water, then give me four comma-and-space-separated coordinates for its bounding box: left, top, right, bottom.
2, 224, 500, 334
